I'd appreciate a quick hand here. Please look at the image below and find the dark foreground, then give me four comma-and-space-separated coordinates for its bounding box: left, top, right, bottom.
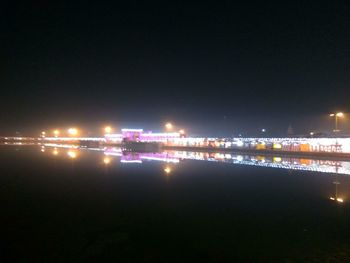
1, 146, 350, 262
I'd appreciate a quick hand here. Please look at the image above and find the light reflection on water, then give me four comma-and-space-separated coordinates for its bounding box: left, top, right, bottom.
5, 143, 350, 204
34, 143, 350, 203
39, 144, 350, 176
2, 143, 350, 261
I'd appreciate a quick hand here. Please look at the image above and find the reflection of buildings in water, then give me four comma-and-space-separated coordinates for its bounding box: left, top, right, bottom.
101, 147, 350, 176
36, 144, 350, 202
116, 149, 350, 176
38, 144, 350, 176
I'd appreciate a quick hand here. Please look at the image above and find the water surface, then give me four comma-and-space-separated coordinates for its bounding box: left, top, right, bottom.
1, 145, 350, 262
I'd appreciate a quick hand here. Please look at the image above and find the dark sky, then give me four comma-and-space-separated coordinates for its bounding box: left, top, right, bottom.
1, 1, 350, 136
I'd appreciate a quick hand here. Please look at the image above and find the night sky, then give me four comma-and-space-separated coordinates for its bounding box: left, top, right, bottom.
2, 1, 350, 136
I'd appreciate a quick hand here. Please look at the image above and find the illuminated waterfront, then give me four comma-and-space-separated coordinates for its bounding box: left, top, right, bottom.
1, 144, 350, 261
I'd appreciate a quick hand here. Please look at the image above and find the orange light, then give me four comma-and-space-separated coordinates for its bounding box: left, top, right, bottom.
53, 129, 60, 137
104, 126, 112, 133
164, 166, 172, 174
53, 148, 59, 155
103, 157, 111, 164
67, 150, 77, 159
165, 123, 173, 130
68, 128, 78, 136
337, 198, 344, 203
336, 112, 344, 117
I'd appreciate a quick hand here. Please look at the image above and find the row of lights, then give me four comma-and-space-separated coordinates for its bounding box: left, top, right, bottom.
44, 147, 174, 174
41, 126, 113, 137
41, 124, 184, 137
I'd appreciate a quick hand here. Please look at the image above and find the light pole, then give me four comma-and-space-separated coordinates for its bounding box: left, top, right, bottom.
329, 112, 344, 133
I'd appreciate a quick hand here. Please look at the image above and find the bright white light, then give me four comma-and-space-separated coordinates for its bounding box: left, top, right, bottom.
165, 123, 173, 130
68, 128, 78, 136
104, 126, 112, 133
236, 155, 243, 162
67, 150, 77, 159
121, 129, 143, 132
337, 112, 344, 117
236, 141, 244, 147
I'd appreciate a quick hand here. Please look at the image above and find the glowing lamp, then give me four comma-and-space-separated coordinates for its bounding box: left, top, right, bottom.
164, 166, 172, 174
68, 128, 78, 136
67, 150, 77, 159
103, 157, 111, 164
104, 126, 112, 134
165, 123, 173, 130
336, 112, 344, 117
53, 129, 60, 137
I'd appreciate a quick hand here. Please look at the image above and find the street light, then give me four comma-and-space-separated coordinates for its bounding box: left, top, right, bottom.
103, 157, 111, 164
329, 112, 344, 133
164, 166, 172, 174
104, 126, 112, 134
53, 129, 60, 137
67, 150, 77, 159
68, 128, 78, 136
165, 122, 173, 130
